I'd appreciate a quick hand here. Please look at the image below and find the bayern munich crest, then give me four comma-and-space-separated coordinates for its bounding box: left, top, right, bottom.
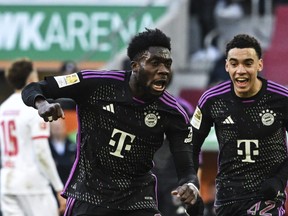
144, 111, 160, 127
259, 109, 276, 126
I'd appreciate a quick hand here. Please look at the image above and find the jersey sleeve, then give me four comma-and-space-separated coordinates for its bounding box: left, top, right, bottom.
22, 72, 89, 107
190, 104, 214, 173
165, 113, 199, 187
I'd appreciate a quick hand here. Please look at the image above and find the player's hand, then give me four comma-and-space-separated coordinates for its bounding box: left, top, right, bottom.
185, 196, 204, 216
171, 182, 199, 205
56, 191, 66, 215
35, 99, 65, 122
260, 177, 286, 201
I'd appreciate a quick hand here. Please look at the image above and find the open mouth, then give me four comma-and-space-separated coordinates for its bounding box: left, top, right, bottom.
235, 77, 248, 87
152, 80, 166, 92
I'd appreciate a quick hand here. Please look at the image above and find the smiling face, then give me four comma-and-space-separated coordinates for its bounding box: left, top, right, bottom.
225, 48, 263, 98
130, 46, 173, 100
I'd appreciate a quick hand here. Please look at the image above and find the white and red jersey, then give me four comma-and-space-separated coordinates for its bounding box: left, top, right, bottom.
0, 92, 63, 195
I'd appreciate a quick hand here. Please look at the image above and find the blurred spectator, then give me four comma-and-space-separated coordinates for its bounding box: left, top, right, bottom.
189, 0, 218, 53
207, 54, 230, 87
0, 58, 65, 216
59, 60, 78, 75
214, 0, 246, 46
49, 119, 76, 184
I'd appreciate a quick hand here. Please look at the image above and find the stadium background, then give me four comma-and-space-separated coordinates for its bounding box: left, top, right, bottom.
0, 0, 288, 213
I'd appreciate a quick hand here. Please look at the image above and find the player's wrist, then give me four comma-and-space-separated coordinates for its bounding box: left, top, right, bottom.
187, 182, 199, 193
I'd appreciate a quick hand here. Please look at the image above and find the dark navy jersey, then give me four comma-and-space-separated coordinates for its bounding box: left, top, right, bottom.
191, 77, 288, 206
22, 70, 193, 210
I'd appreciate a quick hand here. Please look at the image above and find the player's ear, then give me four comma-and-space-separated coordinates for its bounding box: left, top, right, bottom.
258, 58, 263, 72
131, 61, 139, 72
225, 59, 229, 72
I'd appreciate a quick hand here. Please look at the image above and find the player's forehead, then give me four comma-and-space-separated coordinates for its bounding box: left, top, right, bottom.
227, 48, 258, 61
142, 46, 171, 59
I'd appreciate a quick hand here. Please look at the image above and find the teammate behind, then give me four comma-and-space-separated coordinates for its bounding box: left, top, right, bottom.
190, 34, 288, 215
0, 58, 66, 216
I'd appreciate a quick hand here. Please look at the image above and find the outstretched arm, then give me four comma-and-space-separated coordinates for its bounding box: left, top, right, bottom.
22, 81, 65, 122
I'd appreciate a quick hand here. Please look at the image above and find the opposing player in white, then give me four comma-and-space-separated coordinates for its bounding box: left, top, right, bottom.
0, 58, 66, 216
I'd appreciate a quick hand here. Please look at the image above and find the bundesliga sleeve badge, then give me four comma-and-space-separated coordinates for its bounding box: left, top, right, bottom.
54, 73, 80, 88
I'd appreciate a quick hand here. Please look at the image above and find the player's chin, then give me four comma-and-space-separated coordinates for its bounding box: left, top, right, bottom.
150, 88, 165, 97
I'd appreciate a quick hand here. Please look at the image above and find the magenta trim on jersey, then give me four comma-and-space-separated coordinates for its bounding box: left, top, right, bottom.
63, 106, 81, 193
267, 88, 288, 97
161, 93, 189, 123
132, 97, 145, 104
241, 100, 255, 103
82, 71, 125, 77
82, 70, 125, 81
267, 80, 288, 97
81, 69, 126, 73
198, 81, 230, 103
267, 80, 288, 90
82, 75, 125, 81
63, 197, 71, 216
198, 82, 231, 108
160, 92, 190, 124
63, 197, 76, 216
164, 92, 190, 122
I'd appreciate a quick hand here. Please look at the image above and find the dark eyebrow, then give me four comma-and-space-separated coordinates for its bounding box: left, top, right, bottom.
149, 56, 172, 62
228, 58, 254, 62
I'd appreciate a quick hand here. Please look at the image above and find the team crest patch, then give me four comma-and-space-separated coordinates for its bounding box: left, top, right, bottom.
54, 73, 80, 88
144, 111, 160, 127
259, 109, 276, 126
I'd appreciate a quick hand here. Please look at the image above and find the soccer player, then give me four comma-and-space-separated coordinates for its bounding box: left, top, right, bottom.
0, 59, 66, 216
21, 28, 202, 216
190, 34, 288, 215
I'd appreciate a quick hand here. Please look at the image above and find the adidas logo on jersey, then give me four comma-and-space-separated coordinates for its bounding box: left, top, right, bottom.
103, 104, 114, 113
222, 116, 234, 124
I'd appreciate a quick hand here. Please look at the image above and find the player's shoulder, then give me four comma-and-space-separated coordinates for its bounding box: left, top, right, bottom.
79, 69, 128, 82
158, 91, 190, 124
0, 93, 39, 122
0, 93, 22, 111
266, 79, 288, 97
198, 80, 232, 108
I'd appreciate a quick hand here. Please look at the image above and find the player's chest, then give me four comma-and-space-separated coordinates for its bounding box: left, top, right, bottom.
211, 101, 284, 136
82, 101, 165, 131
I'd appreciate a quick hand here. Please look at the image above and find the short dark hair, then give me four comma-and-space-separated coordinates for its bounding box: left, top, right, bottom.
226, 34, 262, 59
5, 58, 34, 90
127, 28, 171, 61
